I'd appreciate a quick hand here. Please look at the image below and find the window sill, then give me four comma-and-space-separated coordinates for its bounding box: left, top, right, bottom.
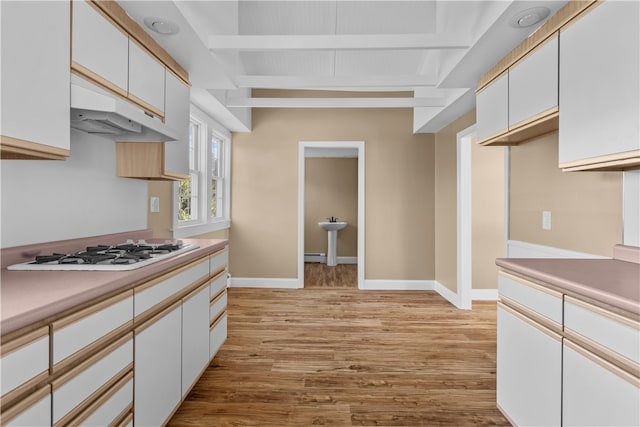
172, 219, 230, 238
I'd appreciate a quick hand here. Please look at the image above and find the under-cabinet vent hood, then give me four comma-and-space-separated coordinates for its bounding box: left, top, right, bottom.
70, 76, 178, 142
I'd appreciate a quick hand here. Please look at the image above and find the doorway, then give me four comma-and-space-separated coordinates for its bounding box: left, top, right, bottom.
298, 141, 365, 288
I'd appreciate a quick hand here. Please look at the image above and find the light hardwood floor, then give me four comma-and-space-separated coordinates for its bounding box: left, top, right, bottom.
168, 274, 508, 426
304, 262, 358, 288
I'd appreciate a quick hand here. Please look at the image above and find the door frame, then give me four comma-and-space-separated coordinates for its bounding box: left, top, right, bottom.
298, 141, 365, 288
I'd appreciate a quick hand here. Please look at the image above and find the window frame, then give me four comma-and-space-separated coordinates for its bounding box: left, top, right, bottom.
172, 105, 231, 238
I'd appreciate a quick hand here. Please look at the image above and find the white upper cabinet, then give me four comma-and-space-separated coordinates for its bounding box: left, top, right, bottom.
128, 40, 166, 117
164, 71, 191, 176
0, 1, 70, 159
559, 0, 640, 170
509, 35, 558, 128
476, 72, 508, 143
72, 0, 128, 97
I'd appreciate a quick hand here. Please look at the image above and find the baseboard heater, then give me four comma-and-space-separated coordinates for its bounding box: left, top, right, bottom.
304, 252, 326, 257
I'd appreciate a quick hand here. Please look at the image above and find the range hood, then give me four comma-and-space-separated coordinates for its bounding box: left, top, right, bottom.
70, 76, 178, 142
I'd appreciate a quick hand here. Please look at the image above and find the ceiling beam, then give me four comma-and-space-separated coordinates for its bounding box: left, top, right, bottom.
234, 74, 438, 89
225, 97, 446, 108
209, 33, 471, 51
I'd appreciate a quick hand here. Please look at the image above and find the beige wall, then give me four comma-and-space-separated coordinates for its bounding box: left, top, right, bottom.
434, 110, 476, 293
509, 132, 623, 257
230, 102, 435, 280
304, 158, 357, 257
471, 141, 505, 290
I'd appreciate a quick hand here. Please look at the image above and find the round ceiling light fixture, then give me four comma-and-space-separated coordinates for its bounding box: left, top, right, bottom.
144, 17, 180, 35
509, 7, 551, 28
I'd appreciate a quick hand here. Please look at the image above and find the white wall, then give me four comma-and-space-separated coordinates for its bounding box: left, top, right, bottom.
1, 129, 147, 247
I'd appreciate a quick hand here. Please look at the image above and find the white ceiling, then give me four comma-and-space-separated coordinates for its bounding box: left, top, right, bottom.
119, 0, 567, 133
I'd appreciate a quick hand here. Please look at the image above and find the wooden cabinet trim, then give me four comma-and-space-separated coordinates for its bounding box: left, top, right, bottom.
564, 338, 640, 387
499, 296, 563, 334
67, 370, 133, 427
477, 108, 558, 147
498, 301, 562, 342
51, 333, 132, 391
52, 290, 132, 331
210, 310, 227, 330
89, 0, 189, 85
0, 326, 49, 357
134, 256, 210, 293
477, 1, 598, 91
210, 288, 227, 305
211, 268, 228, 283
565, 295, 640, 331
134, 300, 182, 335
0, 384, 50, 426
560, 151, 640, 172
184, 280, 211, 303
116, 411, 134, 427
0, 135, 70, 160
499, 270, 564, 299
135, 276, 210, 326
126, 92, 165, 121
71, 62, 128, 99
0, 371, 50, 412
116, 142, 188, 182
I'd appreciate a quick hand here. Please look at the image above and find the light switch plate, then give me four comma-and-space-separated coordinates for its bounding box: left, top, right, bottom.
542, 210, 551, 230
150, 196, 160, 213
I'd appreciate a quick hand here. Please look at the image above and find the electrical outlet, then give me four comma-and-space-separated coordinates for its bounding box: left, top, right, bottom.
542, 210, 552, 230
150, 196, 160, 213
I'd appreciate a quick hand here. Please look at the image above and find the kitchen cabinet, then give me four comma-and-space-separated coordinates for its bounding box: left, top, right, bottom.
559, 0, 640, 171
134, 302, 182, 427
508, 35, 558, 130
476, 72, 508, 143
71, 0, 128, 98
128, 40, 166, 118
71, 371, 133, 427
52, 334, 133, 426
210, 312, 228, 360
0, 327, 49, 403
182, 283, 211, 397
0, 1, 70, 160
563, 339, 639, 427
496, 273, 563, 426
164, 71, 192, 177
1, 386, 51, 427
116, 142, 189, 181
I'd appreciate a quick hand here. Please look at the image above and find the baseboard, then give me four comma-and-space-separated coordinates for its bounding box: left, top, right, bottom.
507, 240, 606, 259
304, 256, 358, 264
433, 281, 461, 308
360, 279, 436, 291
230, 277, 302, 289
472, 289, 499, 301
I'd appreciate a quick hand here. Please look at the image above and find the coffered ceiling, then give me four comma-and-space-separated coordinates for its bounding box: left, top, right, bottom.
119, 0, 567, 133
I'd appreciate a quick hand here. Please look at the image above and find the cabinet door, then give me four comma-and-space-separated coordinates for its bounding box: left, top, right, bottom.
164, 71, 190, 176
496, 303, 562, 427
563, 340, 640, 427
182, 284, 211, 397
509, 35, 558, 128
1, 386, 51, 427
0, 1, 70, 154
0, 327, 49, 399
476, 72, 509, 142
128, 40, 166, 117
72, 0, 128, 97
134, 302, 182, 427
559, 1, 640, 166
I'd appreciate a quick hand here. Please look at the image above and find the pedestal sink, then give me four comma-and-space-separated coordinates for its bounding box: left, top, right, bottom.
318, 221, 347, 267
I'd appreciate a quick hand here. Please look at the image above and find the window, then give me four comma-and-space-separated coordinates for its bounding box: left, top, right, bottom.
174, 107, 230, 237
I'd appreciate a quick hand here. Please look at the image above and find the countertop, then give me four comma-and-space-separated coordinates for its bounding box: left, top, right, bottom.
496, 256, 640, 316
0, 238, 228, 336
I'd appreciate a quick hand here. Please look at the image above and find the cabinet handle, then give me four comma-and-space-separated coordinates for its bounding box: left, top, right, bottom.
564, 339, 640, 388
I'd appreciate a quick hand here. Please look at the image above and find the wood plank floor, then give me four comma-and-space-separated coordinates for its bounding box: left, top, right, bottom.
168, 276, 509, 426
304, 263, 358, 288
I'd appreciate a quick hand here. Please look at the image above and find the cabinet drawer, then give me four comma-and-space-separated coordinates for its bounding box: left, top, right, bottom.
52, 334, 133, 426
52, 291, 133, 369
1, 327, 49, 399
563, 339, 640, 427
1, 385, 51, 427
135, 257, 209, 317
210, 289, 228, 324
564, 296, 640, 366
210, 269, 227, 298
210, 249, 228, 274
498, 271, 562, 326
72, 371, 133, 427
210, 312, 228, 359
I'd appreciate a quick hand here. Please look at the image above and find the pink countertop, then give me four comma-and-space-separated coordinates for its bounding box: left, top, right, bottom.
496, 257, 640, 316
1, 238, 228, 336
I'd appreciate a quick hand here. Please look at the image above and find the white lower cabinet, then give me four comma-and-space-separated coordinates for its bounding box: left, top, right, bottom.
497, 303, 562, 426
181, 283, 211, 397
134, 302, 182, 427
563, 340, 640, 427
209, 312, 228, 360
73, 372, 133, 427
2, 386, 51, 427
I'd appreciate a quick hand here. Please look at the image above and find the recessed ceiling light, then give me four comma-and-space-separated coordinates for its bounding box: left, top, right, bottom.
143, 17, 180, 35
509, 7, 551, 28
